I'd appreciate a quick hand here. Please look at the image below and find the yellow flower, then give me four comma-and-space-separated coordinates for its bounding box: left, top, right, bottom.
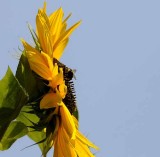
21, 3, 99, 156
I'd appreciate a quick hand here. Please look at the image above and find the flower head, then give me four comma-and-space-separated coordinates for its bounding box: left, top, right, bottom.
21, 2, 99, 157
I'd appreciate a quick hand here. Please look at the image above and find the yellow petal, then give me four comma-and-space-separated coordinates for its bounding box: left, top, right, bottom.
60, 102, 76, 140
40, 92, 62, 109
75, 139, 96, 157
49, 8, 64, 45
72, 115, 79, 129
21, 39, 39, 53
52, 67, 64, 85
26, 51, 53, 80
60, 13, 72, 35
76, 131, 99, 150
36, 9, 53, 57
43, 1, 47, 13
53, 20, 81, 52
62, 13, 72, 24
41, 51, 53, 72
52, 38, 69, 60
56, 125, 77, 157
58, 83, 67, 99
54, 136, 64, 157
48, 67, 65, 89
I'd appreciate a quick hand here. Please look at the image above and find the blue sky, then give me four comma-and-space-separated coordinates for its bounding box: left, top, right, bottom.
1, 0, 160, 157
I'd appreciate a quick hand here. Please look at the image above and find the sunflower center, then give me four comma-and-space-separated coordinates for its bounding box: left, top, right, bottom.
53, 58, 76, 114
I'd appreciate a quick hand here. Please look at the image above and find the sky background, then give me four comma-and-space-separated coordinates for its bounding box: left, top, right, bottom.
1, 0, 160, 157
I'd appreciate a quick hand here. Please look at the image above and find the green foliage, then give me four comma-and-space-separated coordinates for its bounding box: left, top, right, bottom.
16, 53, 47, 101
17, 105, 47, 152
0, 121, 28, 150
0, 54, 51, 153
15, 53, 52, 153
28, 24, 41, 51
0, 67, 28, 141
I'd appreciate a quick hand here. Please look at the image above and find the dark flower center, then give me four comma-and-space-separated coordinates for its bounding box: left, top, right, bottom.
53, 58, 77, 114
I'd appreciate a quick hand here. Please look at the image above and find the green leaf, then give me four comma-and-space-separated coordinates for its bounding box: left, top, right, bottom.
17, 106, 47, 152
16, 53, 46, 101
28, 24, 41, 51
16, 53, 52, 155
17, 105, 55, 155
0, 121, 28, 150
0, 67, 28, 141
73, 107, 79, 120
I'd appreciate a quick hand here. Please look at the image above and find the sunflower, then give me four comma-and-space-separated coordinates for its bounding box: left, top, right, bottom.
21, 2, 99, 157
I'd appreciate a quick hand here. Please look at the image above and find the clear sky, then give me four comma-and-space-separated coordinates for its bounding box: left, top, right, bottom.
1, 0, 160, 157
